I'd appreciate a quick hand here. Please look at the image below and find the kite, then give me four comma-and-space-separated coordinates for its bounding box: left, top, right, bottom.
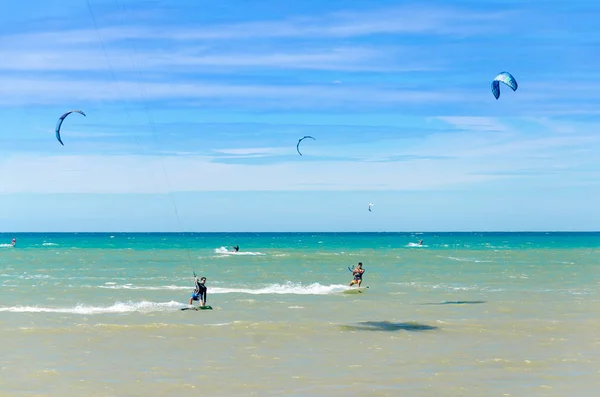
491, 72, 518, 100
296, 136, 315, 156
56, 110, 86, 146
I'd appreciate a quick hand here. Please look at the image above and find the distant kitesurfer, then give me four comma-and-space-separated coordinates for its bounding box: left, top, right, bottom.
11, 238, 16, 247
189, 276, 207, 307
349, 262, 365, 287
419, 240, 423, 246
232, 245, 240, 252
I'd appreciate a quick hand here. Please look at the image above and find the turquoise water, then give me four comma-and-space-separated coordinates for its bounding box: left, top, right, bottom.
1, 232, 599, 396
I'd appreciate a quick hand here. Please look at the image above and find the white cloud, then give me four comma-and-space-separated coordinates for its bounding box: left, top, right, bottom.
0, 153, 498, 194
212, 147, 287, 156
1, 116, 597, 195
0, 77, 463, 106
0, 47, 430, 73
467, 135, 600, 159
5, 5, 508, 46
437, 116, 513, 134
436, 116, 600, 158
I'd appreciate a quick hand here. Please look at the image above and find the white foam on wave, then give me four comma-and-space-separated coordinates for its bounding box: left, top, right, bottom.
42, 242, 58, 246
407, 243, 427, 248
97, 284, 188, 290
17, 274, 51, 280
447, 256, 492, 263
0, 243, 13, 248
94, 282, 353, 295
0, 300, 184, 314
211, 282, 350, 295
214, 247, 264, 256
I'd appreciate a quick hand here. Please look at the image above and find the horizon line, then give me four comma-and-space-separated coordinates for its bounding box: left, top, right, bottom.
2, 231, 599, 234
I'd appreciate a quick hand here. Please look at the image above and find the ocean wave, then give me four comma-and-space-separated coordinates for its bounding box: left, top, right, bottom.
210, 282, 351, 295
392, 281, 500, 292
17, 274, 52, 280
406, 243, 427, 248
92, 282, 354, 295
42, 242, 59, 246
446, 256, 492, 263
0, 300, 184, 314
97, 284, 188, 290
214, 247, 264, 256
0, 243, 13, 248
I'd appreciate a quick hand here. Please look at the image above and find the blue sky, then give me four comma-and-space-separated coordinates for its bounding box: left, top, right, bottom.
1, 0, 600, 232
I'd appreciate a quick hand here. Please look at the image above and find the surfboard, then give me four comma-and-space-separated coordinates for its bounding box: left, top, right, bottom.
343, 286, 369, 294
181, 305, 213, 311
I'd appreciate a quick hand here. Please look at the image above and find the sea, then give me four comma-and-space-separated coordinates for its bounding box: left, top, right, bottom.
1, 232, 599, 396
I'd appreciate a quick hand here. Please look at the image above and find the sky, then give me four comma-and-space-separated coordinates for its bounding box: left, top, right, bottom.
1, 0, 600, 232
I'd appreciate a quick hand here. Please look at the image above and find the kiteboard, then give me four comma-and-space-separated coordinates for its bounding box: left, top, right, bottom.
181, 305, 213, 311
343, 286, 369, 294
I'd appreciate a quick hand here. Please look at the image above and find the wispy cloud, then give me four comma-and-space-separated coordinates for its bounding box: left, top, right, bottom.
437, 117, 513, 134
0, 153, 500, 194
6, 5, 510, 45
434, 116, 600, 159
211, 147, 287, 156
0, 47, 435, 73
0, 78, 466, 107
2, 0, 600, 232
3, 115, 597, 193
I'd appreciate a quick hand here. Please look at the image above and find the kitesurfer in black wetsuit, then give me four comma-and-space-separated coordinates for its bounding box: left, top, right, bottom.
232, 245, 240, 252
189, 276, 207, 306
349, 262, 365, 287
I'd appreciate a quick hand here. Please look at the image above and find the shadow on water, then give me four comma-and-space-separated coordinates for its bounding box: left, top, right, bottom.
420, 300, 487, 305
340, 321, 439, 332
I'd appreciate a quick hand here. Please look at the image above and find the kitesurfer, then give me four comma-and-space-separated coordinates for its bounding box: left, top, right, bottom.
231, 245, 239, 252
349, 262, 365, 287
189, 276, 208, 307
11, 238, 16, 247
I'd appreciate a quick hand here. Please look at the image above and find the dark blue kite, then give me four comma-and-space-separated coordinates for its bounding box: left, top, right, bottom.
56, 110, 86, 146
296, 136, 315, 156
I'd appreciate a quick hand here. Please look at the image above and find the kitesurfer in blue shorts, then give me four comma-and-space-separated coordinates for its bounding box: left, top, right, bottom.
189, 276, 207, 306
